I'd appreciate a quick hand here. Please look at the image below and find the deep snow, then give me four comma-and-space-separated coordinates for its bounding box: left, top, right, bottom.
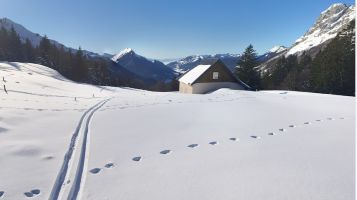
0, 62, 354, 200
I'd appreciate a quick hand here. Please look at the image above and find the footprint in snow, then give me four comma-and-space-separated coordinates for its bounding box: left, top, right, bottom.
251, 136, 261, 139
279, 128, 287, 132
229, 137, 238, 141
132, 156, 142, 162
327, 117, 334, 120
31, 189, 40, 195
42, 155, 54, 160
89, 168, 101, 174
0, 191, 4, 198
289, 125, 296, 128
24, 192, 33, 197
340, 117, 345, 119
187, 144, 199, 148
104, 163, 115, 168
0, 127, 8, 133
316, 119, 322, 122
160, 149, 171, 155
24, 189, 40, 198
268, 132, 276, 136
209, 141, 218, 145
304, 122, 311, 125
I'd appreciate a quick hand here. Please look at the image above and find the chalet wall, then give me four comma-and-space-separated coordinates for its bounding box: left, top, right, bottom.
194, 61, 237, 84
179, 82, 193, 94
191, 82, 244, 94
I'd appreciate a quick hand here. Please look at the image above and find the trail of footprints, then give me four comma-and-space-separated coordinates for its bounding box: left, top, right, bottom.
1, 117, 345, 197
89, 162, 116, 174
88, 116, 346, 173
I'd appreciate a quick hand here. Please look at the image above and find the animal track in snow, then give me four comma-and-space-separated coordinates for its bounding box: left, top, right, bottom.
229, 137, 238, 141
42, 156, 54, 160
340, 117, 345, 119
24, 189, 40, 198
89, 168, 101, 174
316, 119, 322, 122
209, 141, 218, 145
24, 192, 33, 197
160, 150, 171, 155
327, 117, 334, 120
104, 163, 115, 168
289, 125, 296, 128
0, 191, 4, 198
31, 189, 40, 195
132, 156, 142, 162
187, 144, 199, 148
268, 132, 276, 136
304, 122, 311, 125
251, 136, 261, 139
0, 127, 8, 133
279, 128, 287, 132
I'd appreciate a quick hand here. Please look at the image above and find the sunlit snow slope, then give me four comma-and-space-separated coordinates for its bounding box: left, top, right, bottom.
0, 62, 354, 200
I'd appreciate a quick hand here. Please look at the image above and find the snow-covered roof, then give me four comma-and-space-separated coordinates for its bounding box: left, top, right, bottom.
178, 64, 211, 85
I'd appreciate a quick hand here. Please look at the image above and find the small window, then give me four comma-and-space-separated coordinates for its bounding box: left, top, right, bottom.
213, 72, 219, 79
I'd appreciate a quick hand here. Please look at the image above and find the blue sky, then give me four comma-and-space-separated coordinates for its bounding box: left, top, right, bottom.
0, 0, 354, 59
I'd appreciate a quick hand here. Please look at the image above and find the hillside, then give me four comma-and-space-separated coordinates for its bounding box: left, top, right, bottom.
259, 3, 355, 73
259, 3, 355, 96
0, 62, 354, 199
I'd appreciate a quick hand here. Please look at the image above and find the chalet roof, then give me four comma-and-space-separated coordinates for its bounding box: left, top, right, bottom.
178, 60, 252, 90
178, 64, 211, 85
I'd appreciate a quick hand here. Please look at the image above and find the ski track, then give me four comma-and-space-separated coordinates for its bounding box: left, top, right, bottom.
48, 98, 110, 200
67, 99, 110, 200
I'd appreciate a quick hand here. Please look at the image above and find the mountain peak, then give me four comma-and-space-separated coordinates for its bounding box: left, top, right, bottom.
287, 3, 355, 55
322, 3, 347, 15
112, 48, 135, 62
269, 45, 287, 53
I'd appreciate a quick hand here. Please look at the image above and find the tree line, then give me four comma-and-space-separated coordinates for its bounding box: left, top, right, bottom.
0, 26, 115, 84
0, 26, 178, 91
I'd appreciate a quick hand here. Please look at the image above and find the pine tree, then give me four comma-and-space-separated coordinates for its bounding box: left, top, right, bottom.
73, 47, 87, 82
38, 35, 51, 66
23, 39, 35, 62
0, 27, 8, 60
235, 44, 260, 89
9, 26, 23, 61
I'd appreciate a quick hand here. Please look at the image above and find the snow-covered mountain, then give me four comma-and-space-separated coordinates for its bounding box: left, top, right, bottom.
0, 18, 100, 58
257, 45, 288, 62
111, 48, 176, 82
287, 3, 355, 55
269, 46, 288, 54
167, 46, 288, 74
167, 53, 241, 73
259, 3, 355, 72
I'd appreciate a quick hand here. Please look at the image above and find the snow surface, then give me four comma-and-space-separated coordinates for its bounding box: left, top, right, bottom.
0, 62, 355, 200
178, 64, 211, 84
